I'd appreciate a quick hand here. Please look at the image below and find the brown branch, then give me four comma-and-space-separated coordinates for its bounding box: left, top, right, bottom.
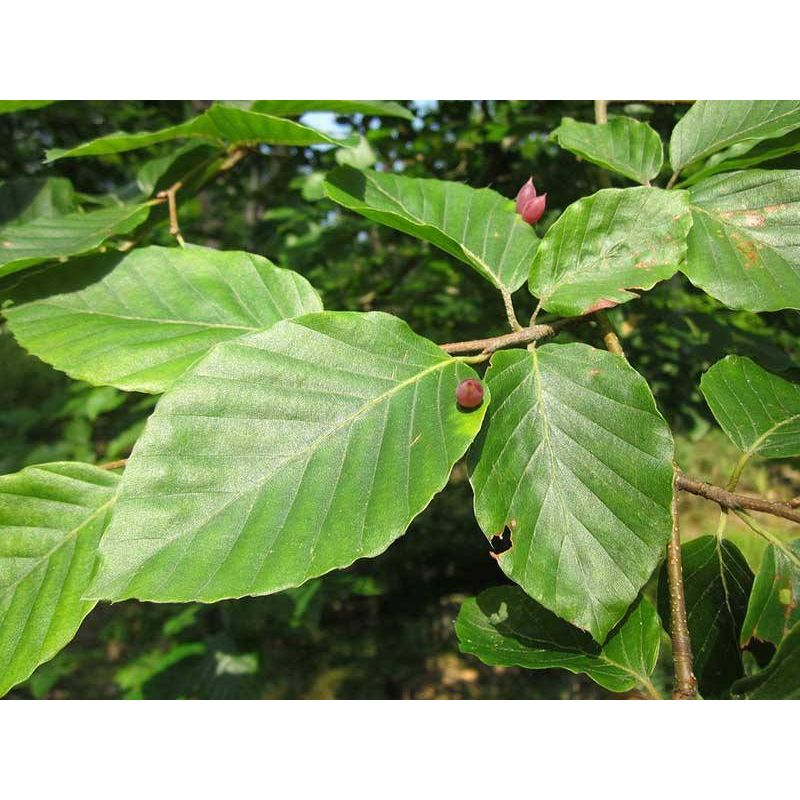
156, 181, 184, 245
439, 318, 574, 355
666, 482, 697, 699
596, 311, 625, 356
675, 470, 800, 525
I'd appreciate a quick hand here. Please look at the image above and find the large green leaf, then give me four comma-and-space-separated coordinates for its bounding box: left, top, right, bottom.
468, 343, 674, 642
88, 311, 488, 603
670, 101, 800, 173
0, 202, 151, 279
683, 170, 800, 312
1, 245, 323, 394
700, 355, 800, 459
551, 116, 663, 185
46, 104, 356, 162
528, 187, 691, 317
324, 165, 539, 293
740, 540, 800, 647
456, 586, 662, 695
250, 100, 413, 120
732, 618, 800, 699
0, 462, 118, 697
0, 178, 77, 227
658, 535, 753, 698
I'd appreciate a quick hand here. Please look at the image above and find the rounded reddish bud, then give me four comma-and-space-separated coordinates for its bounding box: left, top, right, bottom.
456, 378, 484, 410
515, 178, 547, 225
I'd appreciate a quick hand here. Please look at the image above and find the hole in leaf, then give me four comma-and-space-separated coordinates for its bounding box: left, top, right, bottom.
489, 528, 513, 559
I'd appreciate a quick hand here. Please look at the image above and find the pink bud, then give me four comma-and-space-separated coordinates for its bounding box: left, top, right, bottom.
515, 178, 546, 225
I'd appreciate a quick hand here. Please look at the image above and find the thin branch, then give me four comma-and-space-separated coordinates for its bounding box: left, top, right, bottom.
675, 470, 800, 525
439, 318, 574, 355
500, 288, 522, 331
666, 481, 698, 699
156, 181, 185, 247
596, 311, 625, 356
665, 171, 680, 190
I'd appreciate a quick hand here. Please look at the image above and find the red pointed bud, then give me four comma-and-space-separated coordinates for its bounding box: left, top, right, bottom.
515, 178, 537, 211
515, 178, 546, 225
519, 193, 547, 225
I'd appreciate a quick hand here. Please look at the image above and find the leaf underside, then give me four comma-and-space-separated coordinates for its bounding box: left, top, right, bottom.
1, 244, 323, 394
0, 462, 118, 697
89, 311, 488, 603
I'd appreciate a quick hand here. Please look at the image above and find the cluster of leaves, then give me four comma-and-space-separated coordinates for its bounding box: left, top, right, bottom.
1, 100, 800, 699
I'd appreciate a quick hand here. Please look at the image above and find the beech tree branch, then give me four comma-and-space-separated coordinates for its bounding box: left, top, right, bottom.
439, 319, 573, 354
675, 470, 800, 524
667, 484, 697, 699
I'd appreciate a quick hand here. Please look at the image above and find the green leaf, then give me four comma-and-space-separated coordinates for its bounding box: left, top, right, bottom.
1, 244, 323, 394
528, 187, 692, 317
682, 170, 800, 312
335, 135, 377, 170
88, 311, 488, 603
45, 104, 356, 162
679, 129, 800, 187
670, 101, 800, 173
468, 343, 674, 642
324, 166, 539, 293
740, 540, 800, 647
551, 116, 663, 185
0, 101, 54, 114
732, 618, 800, 698
658, 535, 753, 698
0, 462, 118, 697
0, 178, 77, 227
456, 586, 662, 695
136, 141, 225, 196
0, 202, 151, 279
250, 100, 414, 120
700, 355, 800, 459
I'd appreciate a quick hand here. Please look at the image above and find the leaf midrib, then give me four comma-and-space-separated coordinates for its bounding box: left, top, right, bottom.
0, 495, 117, 600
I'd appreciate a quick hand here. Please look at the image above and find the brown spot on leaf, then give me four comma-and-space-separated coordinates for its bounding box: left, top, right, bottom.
764, 203, 788, 214
589, 368, 602, 378
583, 297, 618, 314
731, 233, 760, 267
1, 241, 11, 248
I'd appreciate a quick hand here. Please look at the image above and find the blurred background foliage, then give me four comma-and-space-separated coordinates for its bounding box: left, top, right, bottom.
2, 100, 799, 699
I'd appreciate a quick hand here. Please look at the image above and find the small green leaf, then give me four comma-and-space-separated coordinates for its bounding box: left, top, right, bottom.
46, 104, 357, 162
469, 343, 674, 642
683, 170, 800, 312
0, 203, 150, 279
670, 101, 800, 173
741, 540, 800, 647
732, 618, 800, 699
1, 245, 323, 394
0, 178, 77, 227
324, 165, 539, 293
700, 355, 800, 459
0, 462, 118, 697
551, 116, 663, 185
88, 312, 488, 603
658, 535, 753, 698
250, 100, 413, 120
456, 587, 661, 695
335, 135, 377, 170
528, 187, 692, 317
